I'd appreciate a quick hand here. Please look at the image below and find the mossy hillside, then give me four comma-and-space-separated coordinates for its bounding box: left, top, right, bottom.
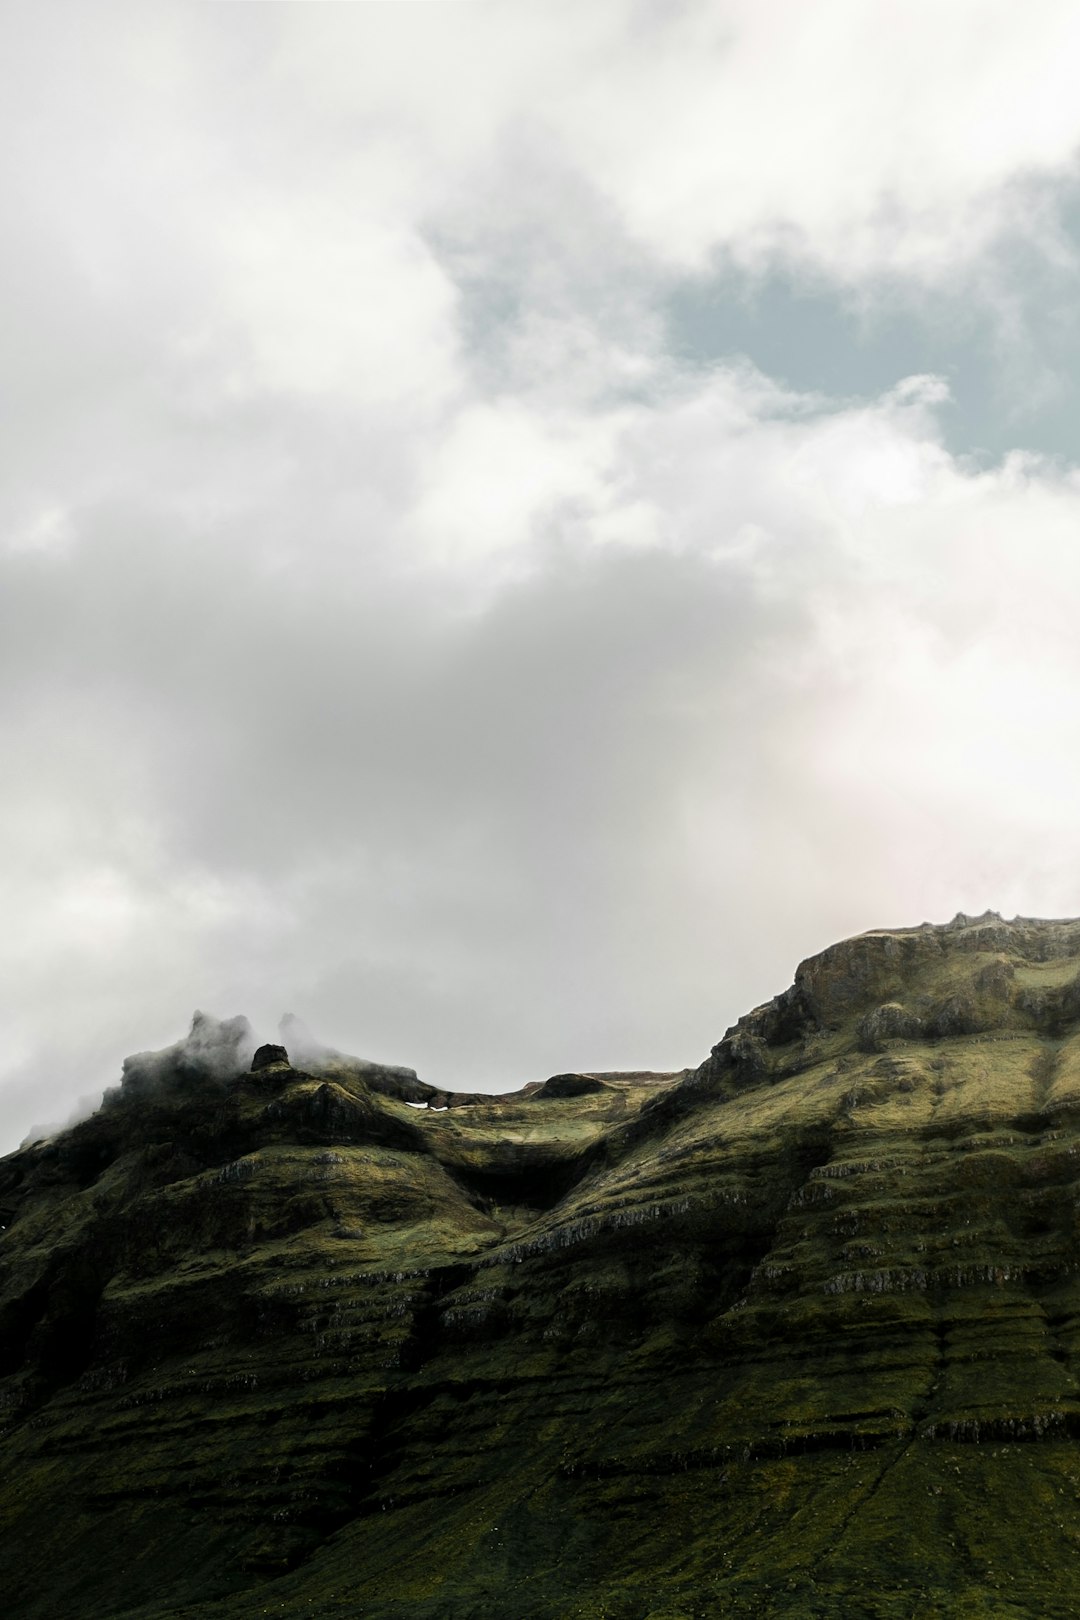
7, 914, 1080, 1616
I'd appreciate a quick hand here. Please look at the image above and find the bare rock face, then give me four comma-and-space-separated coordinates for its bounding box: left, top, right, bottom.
8, 916, 1080, 1618
793, 924, 946, 1026
250, 1043, 290, 1071
697, 911, 1080, 1091
855, 1000, 925, 1053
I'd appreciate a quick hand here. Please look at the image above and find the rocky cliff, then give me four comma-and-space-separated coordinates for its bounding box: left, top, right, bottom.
5, 913, 1080, 1617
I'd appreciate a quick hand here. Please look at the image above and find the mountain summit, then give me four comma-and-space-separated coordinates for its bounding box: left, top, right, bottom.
4, 914, 1080, 1618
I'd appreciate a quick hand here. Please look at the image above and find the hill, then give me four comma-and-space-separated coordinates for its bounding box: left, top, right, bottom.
4, 912, 1080, 1617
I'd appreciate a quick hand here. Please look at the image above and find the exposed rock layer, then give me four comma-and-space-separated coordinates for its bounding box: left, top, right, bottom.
5, 913, 1080, 1616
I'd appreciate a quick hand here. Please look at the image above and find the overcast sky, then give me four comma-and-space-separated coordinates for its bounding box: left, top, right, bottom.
4, 1, 1080, 1148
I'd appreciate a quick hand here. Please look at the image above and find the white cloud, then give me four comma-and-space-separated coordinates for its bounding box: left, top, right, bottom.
251, 0, 1080, 284
4, 2, 1080, 1152
554, 0, 1080, 277
5, 349, 1080, 1148
409, 398, 657, 568
215, 187, 462, 410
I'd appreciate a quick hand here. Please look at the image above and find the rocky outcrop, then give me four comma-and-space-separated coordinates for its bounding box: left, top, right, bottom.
8, 915, 1080, 1618
534, 1072, 615, 1098
251, 1043, 290, 1071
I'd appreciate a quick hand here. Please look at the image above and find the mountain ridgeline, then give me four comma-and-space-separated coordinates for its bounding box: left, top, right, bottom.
6, 914, 1080, 1616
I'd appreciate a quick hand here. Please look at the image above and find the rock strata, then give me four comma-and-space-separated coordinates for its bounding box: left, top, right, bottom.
6, 915, 1080, 1617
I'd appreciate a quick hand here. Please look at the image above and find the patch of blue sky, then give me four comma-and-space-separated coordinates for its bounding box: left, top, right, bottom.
665, 189, 1080, 468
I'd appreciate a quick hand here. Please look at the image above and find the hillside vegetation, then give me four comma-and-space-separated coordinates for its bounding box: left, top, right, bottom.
4, 912, 1080, 1617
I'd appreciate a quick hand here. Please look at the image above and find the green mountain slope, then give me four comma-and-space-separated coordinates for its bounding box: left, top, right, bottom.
5, 912, 1080, 1618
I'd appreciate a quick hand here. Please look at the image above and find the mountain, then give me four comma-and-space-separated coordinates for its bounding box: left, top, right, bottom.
5, 912, 1080, 1617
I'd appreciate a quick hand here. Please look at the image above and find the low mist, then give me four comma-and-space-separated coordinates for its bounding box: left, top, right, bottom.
17, 1010, 422, 1149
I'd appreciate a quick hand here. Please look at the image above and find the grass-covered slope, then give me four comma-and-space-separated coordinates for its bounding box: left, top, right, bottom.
6, 912, 1080, 1617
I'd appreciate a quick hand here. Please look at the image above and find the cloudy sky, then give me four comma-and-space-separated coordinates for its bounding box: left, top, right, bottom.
4, 0, 1080, 1148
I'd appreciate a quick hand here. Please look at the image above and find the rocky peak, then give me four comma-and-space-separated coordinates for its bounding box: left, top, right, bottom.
698, 911, 1080, 1088
250, 1043, 290, 1072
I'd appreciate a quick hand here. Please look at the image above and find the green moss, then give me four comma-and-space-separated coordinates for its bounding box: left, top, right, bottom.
11, 921, 1080, 1615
